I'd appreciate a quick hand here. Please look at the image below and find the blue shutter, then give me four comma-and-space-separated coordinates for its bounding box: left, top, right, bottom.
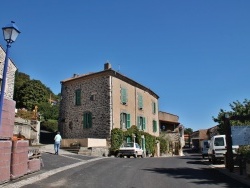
143, 117, 146, 130
120, 113, 123, 128
75, 89, 81, 105
137, 116, 140, 130
126, 114, 130, 128
121, 88, 127, 104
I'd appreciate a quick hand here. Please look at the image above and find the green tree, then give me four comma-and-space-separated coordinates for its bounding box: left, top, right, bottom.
15, 79, 52, 110
14, 71, 30, 106
38, 102, 59, 121
213, 99, 250, 134
184, 128, 193, 135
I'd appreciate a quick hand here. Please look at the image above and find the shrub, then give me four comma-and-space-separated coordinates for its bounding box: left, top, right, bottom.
40, 119, 58, 132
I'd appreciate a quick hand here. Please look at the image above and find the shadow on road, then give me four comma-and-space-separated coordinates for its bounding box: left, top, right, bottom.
143, 167, 247, 187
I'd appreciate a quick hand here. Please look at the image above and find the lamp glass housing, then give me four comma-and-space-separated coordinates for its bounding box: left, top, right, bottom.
2, 22, 20, 43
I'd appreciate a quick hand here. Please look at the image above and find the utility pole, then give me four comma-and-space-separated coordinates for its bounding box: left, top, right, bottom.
224, 114, 234, 172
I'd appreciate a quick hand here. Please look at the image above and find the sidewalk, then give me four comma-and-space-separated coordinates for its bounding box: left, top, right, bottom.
209, 162, 250, 187
38, 144, 76, 155
0, 145, 103, 188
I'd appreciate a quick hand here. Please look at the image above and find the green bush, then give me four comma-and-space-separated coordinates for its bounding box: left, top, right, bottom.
110, 128, 124, 152
40, 119, 58, 132
239, 145, 250, 162
158, 137, 168, 154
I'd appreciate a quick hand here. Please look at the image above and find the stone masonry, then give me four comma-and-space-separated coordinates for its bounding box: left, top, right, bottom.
0, 46, 17, 100
59, 75, 111, 139
59, 63, 160, 142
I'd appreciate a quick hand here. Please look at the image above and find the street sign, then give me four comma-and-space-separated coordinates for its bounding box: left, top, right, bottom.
231, 126, 250, 145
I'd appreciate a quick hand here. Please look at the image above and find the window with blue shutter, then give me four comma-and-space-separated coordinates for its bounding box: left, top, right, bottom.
138, 94, 143, 109
120, 112, 130, 129
75, 89, 81, 106
153, 120, 157, 132
121, 87, 128, 105
83, 112, 92, 129
152, 101, 156, 114
137, 116, 146, 130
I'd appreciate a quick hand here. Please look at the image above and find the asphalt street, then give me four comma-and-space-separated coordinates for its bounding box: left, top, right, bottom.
2, 151, 250, 188
1, 147, 250, 188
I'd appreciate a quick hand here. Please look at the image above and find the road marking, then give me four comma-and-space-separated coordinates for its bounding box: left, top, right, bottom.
1, 157, 104, 188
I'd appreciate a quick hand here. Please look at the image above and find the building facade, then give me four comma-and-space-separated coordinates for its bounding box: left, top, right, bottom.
0, 45, 17, 100
59, 63, 159, 142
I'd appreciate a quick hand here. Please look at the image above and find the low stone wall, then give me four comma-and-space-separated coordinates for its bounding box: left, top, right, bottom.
61, 138, 107, 147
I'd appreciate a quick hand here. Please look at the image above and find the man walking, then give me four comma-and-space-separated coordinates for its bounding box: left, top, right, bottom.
54, 131, 62, 155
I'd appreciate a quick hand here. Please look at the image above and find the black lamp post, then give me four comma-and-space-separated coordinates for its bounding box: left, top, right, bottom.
0, 21, 20, 128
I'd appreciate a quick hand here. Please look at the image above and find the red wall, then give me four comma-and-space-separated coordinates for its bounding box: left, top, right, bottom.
0, 140, 12, 184
0, 99, 15, 139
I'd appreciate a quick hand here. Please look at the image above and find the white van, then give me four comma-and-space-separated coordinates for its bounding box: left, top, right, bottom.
208, 135, 239, 164
201, 140, 210, 159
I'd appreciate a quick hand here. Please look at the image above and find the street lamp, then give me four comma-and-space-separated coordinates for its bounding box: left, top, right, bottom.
0, 21, 20, 127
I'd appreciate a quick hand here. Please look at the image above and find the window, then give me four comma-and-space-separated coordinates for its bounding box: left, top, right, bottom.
83, 112, 92, 129
152, 101, 157, 114
126, 137, 132, 143
153, 120, 157, 132
214, 137, 224, 146
75, 89, 81, 106
121, 87, 128, 105
120, 113, 130, 129
137, 116, 146, 130
138, 94, 143, 110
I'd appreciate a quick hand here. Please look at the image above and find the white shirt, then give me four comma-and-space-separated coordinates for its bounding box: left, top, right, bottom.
54, 134, 62, 142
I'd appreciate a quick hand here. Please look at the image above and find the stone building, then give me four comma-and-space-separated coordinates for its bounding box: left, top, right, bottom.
159, 111, 185, 155
59, 63, 159, 147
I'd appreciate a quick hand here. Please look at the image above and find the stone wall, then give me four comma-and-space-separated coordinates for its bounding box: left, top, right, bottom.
59, 76, 111, 139
0, 46, 17, 100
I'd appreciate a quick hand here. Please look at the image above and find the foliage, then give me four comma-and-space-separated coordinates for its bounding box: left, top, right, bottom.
157, 136, 168, 154
15, 109, 33, 120
144, 132, 156, 155
40, 119, 58, 132
238, 145, 250, 161
38, 102, 59, 121
123, 125, 142, 144
110, 128, 124, 152
110, 126, 159, 156
213, 99, 250, 134
184, 128, 193, 135
14, 71, 30, 105
14, 71, 59, 112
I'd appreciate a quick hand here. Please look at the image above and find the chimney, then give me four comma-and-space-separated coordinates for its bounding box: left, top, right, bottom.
104, 62, 111, 70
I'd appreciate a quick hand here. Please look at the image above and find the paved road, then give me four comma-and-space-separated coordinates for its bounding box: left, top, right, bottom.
4, 150, 248, 188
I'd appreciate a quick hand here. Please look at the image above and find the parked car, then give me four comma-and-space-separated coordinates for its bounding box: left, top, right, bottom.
208, 135, 239, 164
118, 142, 144, 158
201, 140, 210, 159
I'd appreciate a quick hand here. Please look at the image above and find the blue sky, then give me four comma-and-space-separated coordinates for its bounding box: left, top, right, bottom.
1, 1, 250, 131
